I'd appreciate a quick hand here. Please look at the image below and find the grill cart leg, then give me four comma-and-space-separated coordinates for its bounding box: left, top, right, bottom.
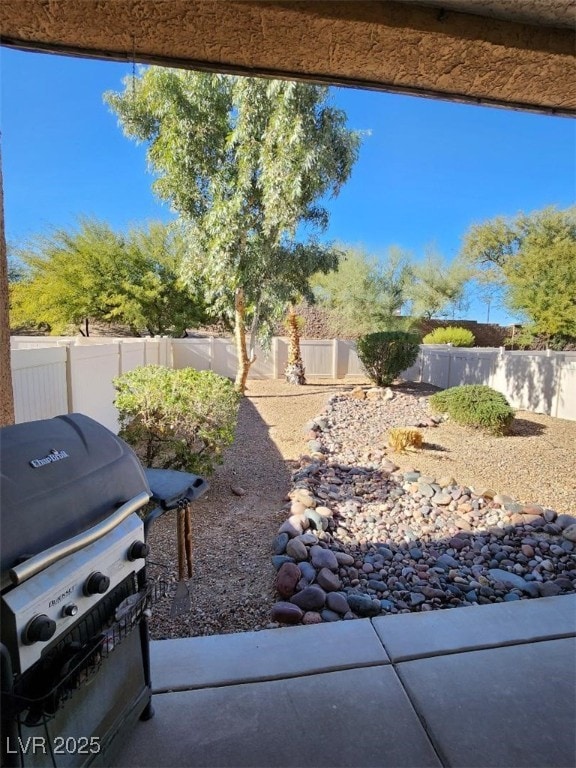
137, 570, 155, 722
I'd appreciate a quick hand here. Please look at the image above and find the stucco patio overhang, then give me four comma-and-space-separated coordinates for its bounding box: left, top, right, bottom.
0, 1, 575, 117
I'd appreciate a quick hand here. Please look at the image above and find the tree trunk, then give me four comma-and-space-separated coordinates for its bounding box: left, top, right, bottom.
285, 304, 306, 385
0, 143, 15, 426
233, 286, 253, 394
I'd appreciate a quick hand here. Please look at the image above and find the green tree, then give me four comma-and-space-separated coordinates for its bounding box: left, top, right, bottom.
10, 219, 207, 336
105, 69, 361, 392
505, 237, 576, 339
311, 245, 413, 336
461, 205, 576, 340
109, 221, 208, 336
405, 249, 471, 320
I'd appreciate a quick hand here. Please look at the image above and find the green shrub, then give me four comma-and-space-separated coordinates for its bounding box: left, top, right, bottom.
422, 326, 476, 347
356, 331, 420, 386
114, 365, 240, 475
429, 384, 514, 436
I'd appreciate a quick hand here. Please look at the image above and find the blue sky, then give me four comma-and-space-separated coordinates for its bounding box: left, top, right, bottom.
2, 47, 575, 326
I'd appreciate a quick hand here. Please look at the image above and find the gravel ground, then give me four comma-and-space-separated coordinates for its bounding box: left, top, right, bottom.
147, 377, 576, 638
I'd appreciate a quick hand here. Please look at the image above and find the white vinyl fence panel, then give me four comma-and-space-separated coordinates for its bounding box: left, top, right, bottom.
10, 337, 576, 427
144, 337, 170, 366
68, 343, 121, 433
448, 349, 496, 387
300, 339, 335, 377
333, 340, 362, 378
555, 360, 576, 420
403, 346, 576, 421
212, 339, 237, 379
249, 344, 275, 379
119, 340, 146, 373
11, 347, 69, 423
172, 338, 213, 371
420, 349, 451, 390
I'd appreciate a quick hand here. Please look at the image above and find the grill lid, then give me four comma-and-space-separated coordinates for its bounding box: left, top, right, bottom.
0, 413, 150, 586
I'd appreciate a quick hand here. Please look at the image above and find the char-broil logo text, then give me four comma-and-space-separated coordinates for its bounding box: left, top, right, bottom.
48, 585, 75, 608
29, 449, 70, 469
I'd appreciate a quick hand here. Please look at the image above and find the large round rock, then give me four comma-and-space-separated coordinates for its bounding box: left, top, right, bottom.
271, 602, 304, 624
275, 562, 301, 598
347, 594, 381, 618
310, 545, 339, 571
290, 585, 327, 611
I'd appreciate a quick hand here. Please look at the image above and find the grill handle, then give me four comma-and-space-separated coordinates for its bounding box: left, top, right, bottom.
9, 492, 151, 586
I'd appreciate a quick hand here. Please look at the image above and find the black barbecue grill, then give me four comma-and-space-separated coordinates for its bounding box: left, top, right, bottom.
0, 414, 208, 768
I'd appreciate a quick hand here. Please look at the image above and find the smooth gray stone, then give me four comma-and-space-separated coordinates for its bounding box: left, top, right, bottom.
418, 482, 434, 498
286, 537, 308, 561
396, 639, 576, 768
347, 594, 381, 617
320, 609, 341, 622
368, 579, 388, 592
316, 567, 342, 592
488, 568, 529, 590
273, 532, 289, 554
409, 592, 426, 607
290, 585, 326, 611
538, 581, 562, 597
435, 553, 459, 569
556, 513, 576, 530
562, 524, 576, 542
310, 544, 339, 570
298, 560, 317, 583
326, 592, 350, 615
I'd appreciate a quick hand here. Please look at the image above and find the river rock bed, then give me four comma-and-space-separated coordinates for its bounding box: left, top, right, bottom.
270, 388, 576, 625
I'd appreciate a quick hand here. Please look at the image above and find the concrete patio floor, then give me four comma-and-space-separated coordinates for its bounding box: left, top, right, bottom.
114, 594, 576, 768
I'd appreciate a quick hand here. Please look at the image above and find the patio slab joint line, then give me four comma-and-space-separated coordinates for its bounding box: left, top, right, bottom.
392, 661, 450, 768
152, 658, 390, 695
375, 628, 576, 663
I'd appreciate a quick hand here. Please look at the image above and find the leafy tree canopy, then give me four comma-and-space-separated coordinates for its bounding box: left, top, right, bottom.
105, 69, 361, 391
311, 245, 413, 336
460, 205, 576, 339
505, 236, 576, 338
10, 218, 208, 336
405, 249, 471, 320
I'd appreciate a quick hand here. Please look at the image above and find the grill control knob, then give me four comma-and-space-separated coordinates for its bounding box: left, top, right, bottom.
23, 614, 56, 645
84, 572, 110, 596
62, 603, 79, 618
127, 541, 149, 561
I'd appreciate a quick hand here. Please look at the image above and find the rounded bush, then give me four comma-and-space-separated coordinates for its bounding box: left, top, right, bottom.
356, 331, 420, 387
114, 365, 240, 474
429, 384, 514, 436
422, 326, 476, 347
